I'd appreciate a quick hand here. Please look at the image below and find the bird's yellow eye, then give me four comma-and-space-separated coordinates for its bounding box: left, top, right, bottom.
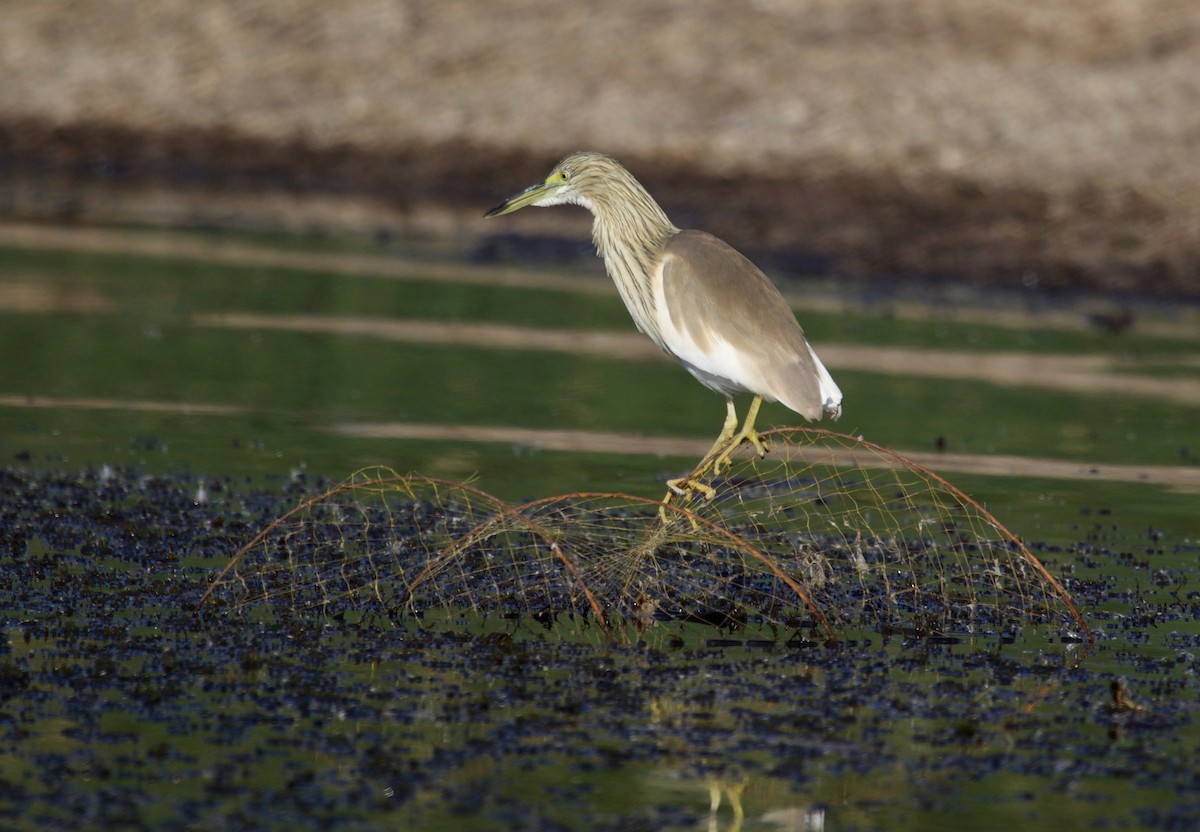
559, 170, 570, 182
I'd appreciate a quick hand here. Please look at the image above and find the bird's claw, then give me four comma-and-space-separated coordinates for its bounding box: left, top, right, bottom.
658, 476, 716, 526
747, 431, 770, 458
666, 477, 717, 502
711, 431, 769, 474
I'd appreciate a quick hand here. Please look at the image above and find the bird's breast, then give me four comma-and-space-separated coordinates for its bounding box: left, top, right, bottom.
649, 255, 755, 394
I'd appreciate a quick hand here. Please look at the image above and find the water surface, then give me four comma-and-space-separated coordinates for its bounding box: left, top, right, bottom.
1, 225, 1198, 830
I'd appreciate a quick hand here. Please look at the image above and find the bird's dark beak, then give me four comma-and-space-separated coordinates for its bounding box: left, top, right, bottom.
484, 179, 561, 218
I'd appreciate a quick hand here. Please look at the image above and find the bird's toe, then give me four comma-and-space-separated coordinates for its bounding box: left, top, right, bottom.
665, 476, 717, 502
747, 431, 770, 458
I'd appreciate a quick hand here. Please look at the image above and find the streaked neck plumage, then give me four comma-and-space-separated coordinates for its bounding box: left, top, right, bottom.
573, 164, 679, 341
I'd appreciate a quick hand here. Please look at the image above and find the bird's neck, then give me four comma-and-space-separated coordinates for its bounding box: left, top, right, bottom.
588, 191, 677, 276
587, 190, 678, 338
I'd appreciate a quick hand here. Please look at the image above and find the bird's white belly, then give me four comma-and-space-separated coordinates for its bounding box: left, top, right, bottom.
650, 267, 767, 398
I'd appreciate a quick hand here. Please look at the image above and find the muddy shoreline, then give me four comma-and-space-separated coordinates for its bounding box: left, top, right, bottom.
2, 116, 1194, 300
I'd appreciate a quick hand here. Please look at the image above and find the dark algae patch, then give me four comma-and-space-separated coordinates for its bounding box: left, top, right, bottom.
1, 466, 1198, 830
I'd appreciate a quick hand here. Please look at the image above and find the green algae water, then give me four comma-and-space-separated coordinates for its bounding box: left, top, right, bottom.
1, 226, 1198, 830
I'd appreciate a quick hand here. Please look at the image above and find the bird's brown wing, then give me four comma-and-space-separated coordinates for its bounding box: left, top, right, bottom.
660, 230, 827, 419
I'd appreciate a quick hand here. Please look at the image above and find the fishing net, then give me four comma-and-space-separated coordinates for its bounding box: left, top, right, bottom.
200, 428, 1088, 643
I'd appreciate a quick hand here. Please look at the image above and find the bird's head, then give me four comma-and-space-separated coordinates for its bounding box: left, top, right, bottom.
484, 152, 622, 217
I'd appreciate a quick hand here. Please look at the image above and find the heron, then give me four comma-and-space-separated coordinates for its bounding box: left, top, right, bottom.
485, 151, 842, 504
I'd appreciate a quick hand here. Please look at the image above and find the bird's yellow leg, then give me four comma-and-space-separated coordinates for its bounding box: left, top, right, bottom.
661, 399, 738, 509
710, 394, 769, 474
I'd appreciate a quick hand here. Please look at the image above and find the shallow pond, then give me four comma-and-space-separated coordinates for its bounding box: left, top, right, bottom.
1, 223, 1198, 830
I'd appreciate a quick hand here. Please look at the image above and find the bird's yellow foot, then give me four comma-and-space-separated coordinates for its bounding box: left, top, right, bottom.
657, 477, 718, 524
710, 429, 770, 474
665, 476, 717, 502
747, 429, 770, 457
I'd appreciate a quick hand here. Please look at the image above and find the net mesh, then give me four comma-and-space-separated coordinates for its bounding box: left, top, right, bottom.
201, 428, 1088, 643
